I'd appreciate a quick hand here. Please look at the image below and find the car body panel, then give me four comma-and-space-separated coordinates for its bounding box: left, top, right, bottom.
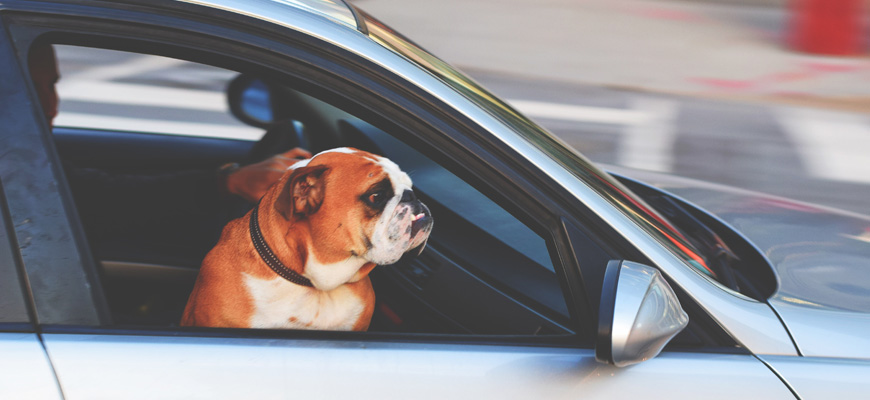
768, 303, 870, 359
609, 166, 870, 359
0, 0, 861, 397
43, 333, 794, 400
761, 355, 870, 399
0, 333, 62, 400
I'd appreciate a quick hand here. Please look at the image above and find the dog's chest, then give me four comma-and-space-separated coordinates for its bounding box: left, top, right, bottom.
243, 274, 366, 330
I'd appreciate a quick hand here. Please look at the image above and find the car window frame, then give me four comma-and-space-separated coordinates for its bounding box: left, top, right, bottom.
0, 179, 35, 329
2, 2, 633, 346
0, 28, 33, 327
0, 21, 33, 328
0, 13, 111, 328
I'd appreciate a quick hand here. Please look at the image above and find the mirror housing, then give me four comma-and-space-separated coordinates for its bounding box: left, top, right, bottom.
596, 260, 688, 367
227, 74, 275, 128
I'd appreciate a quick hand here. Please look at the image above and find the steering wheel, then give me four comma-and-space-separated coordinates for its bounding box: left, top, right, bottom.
242, 119, 310, 165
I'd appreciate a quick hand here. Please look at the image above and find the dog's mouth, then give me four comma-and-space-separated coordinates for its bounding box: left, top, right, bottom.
409, 202, 433, 239
404, 209, 433, 260
410, 213, 430, 237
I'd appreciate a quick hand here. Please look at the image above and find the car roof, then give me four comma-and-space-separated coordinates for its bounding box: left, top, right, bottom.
176, 0, 361, 32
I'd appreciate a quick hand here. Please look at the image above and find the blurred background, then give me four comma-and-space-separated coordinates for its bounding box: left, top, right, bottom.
56, 0, 870, 213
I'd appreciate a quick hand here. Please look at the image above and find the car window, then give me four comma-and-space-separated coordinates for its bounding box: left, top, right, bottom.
35, 44, 573, 335
337, 118, 569, 320
54, 46, 263, 141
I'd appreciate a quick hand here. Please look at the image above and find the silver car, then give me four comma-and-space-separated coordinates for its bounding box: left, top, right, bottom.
0, 0, 867, 398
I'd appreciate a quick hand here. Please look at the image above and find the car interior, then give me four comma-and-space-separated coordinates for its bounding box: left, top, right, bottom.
48, 45, 575, 337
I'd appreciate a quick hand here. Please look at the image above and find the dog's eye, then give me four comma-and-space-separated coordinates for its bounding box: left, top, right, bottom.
362, 179, 394, 210
366, 191, 387, 207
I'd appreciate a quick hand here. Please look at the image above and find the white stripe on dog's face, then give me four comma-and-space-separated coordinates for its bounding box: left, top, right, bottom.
373, 155, 412, 192
288, 148, 358, 171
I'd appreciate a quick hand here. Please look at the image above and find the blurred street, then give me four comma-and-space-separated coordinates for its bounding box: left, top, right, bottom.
55, 0, 870, 214
355, 0, 870, 214
355, 0, 870, 108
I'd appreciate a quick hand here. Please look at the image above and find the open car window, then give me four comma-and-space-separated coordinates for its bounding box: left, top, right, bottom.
42, 44, 575, 336
55, 46, 263, 141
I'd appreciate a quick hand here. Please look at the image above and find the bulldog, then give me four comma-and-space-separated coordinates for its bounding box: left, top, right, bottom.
181, 148, 433, 331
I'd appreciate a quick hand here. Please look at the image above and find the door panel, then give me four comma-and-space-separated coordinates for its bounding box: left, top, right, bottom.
763, 355, 870, 399
44, 334, 794, 399
0, 333, 62, 400
53, 127, 255, 172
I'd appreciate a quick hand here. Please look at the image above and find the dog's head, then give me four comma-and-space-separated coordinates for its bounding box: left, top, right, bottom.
273, 148, 433, 288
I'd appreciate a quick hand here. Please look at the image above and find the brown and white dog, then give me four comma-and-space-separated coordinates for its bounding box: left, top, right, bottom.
181, 148, 433, 331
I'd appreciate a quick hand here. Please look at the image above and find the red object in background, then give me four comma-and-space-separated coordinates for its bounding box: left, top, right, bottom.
789, 0, 865, 55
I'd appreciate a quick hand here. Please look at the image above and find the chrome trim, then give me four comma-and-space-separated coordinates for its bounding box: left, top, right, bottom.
169, 0, 797, 355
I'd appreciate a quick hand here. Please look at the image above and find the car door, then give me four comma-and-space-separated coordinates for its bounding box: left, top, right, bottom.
0, 180, 59, 400
0, 2, 796, 399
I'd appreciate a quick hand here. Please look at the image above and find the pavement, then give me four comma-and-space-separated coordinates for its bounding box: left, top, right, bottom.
353, 0, 870, 112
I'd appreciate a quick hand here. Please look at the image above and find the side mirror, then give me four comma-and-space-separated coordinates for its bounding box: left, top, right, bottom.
227, 74, 275, 128
596, 260, 688, 367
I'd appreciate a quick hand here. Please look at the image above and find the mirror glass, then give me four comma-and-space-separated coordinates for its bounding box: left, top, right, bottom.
240, 79, 274, 124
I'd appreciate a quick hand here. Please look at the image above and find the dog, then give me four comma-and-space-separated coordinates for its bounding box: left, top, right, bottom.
181, 148, 433, 331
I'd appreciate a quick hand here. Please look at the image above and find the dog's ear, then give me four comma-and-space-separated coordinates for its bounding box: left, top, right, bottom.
276, 165, 328, 220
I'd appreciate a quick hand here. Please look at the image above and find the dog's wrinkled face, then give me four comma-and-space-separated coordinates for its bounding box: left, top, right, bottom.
275, 148, 433, 274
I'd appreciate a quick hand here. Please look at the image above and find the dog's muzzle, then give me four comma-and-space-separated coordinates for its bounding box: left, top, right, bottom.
401, 189, 432, 238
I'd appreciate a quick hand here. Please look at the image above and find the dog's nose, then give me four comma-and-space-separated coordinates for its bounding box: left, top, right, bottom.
401, 189, 417, 203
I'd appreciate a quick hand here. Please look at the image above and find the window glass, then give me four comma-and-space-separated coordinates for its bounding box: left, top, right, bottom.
55, 46, 263, 141
38, 44, 570, 335
339, 119, 569, 321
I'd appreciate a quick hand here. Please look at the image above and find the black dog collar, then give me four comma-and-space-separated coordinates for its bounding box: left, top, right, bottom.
250, 204, 314, 288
